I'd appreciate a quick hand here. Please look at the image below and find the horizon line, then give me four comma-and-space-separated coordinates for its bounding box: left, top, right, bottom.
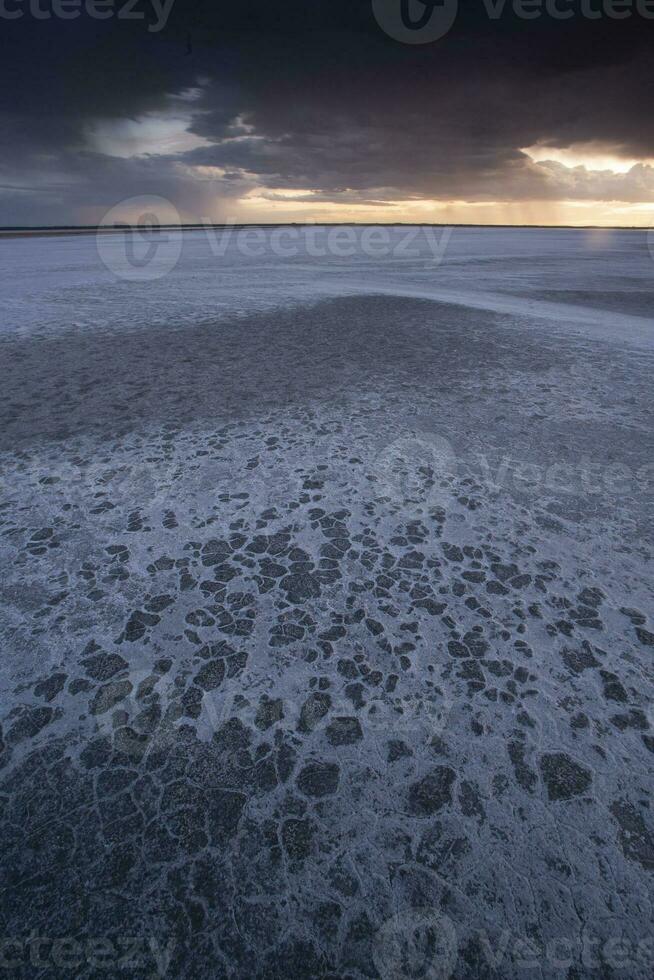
0, 221, 651, 240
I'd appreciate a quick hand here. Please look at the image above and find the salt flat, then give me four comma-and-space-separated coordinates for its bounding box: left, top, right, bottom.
1, 227, 653, 978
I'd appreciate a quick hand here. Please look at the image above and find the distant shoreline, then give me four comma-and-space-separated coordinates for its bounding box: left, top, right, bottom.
0, 222, 648, 240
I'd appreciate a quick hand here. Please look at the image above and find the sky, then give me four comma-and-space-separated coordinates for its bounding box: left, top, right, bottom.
1, 0, 654, 227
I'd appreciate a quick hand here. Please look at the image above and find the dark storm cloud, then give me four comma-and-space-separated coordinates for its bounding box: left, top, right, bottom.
1, 0, 653, 223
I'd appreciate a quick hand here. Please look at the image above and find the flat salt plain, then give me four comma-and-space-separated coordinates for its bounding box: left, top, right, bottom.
0, 227, 653, 979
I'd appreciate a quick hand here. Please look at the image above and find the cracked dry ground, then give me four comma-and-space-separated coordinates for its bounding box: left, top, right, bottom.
1, 295, 653, 978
